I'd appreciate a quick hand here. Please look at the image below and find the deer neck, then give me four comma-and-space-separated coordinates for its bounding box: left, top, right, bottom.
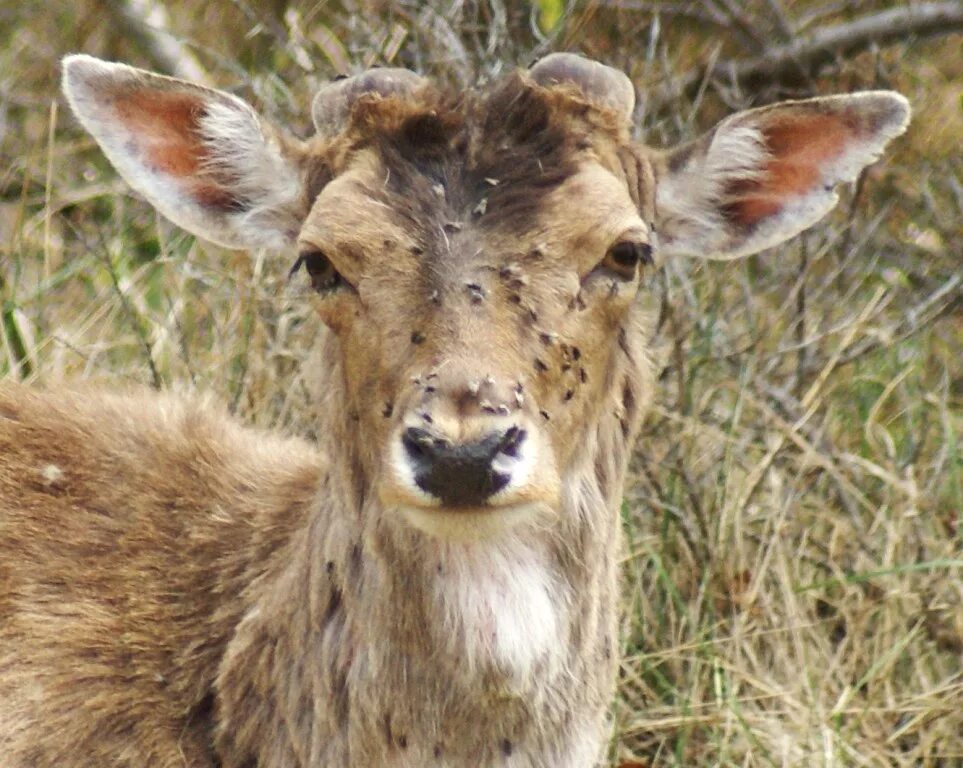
218, 319, 652, 763
302, 345, 637, 685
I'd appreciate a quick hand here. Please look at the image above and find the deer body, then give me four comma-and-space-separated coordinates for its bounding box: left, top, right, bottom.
0, 381, 629, 766
0, 54, 908, 767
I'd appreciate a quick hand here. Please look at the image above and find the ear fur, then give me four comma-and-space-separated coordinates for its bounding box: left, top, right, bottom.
62, 54, 307, 250
654, 91, 911, 260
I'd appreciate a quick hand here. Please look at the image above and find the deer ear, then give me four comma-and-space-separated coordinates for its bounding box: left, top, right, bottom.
62, 54, 307, 250
654, 92, 910, 260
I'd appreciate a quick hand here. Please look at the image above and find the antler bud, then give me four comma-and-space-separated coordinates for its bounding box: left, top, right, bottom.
312, 69, 426, 136
529, 53, 635, 124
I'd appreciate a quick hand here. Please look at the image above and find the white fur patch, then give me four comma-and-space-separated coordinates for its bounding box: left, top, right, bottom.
656, 123, 768, 256
430, 538, 566, 687
388, 431, 442, 509
489, 425, 539, 503
40, 464, 64, 486
197, 101, 303, 249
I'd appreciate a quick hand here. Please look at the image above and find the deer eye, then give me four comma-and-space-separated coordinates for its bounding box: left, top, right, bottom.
291, 250, 345, 294
601, 240, 653, 280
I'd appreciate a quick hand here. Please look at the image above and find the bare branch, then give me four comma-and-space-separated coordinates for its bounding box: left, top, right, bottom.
712, 0, 769, 52
103, 0, 209, 84
648, 2, 963, 108
599, 1, 733, 28
761, 0, 795, 41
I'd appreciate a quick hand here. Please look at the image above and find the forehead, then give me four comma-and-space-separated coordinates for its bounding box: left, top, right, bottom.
301, 75, 643, 262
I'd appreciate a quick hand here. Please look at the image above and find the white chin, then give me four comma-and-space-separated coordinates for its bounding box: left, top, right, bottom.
398, 503, 547, 540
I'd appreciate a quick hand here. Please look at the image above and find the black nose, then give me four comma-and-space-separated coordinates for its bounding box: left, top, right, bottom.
402, 426, 526, 507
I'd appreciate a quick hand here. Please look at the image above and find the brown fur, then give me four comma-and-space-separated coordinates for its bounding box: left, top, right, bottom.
0, 386, 322, 766
0, 57, 908, 767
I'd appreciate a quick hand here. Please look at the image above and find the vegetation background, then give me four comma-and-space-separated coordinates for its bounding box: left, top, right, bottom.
0, 0, 960, 765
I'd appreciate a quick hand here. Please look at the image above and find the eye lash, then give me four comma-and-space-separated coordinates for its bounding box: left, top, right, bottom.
601, 239, 653, 281
290, 249, 346, 294
637, 242, 654, 266
288, 253, 308, 280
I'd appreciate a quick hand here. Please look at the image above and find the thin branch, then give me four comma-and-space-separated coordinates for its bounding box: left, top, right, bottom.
648, 2, 963, 108
836, 272, 962, 368
711, 0, 769, 52
104, 0, 209, 84
600, 1, 735, 28
761, 0, 795, 41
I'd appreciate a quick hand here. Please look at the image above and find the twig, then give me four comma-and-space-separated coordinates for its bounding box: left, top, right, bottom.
724, 286, 888, 523
648, 2, 963, 107
601, 1, 731, 28
793, 236, 808, 400
104, 0, 209, 84
836, 273, 962, 368
224, 0, 289, 48
761, 0, 795, 41
99, 246, 163, 390
711, 0, 768, 53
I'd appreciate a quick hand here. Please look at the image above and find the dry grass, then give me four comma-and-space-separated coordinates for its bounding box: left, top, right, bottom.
1, 1, 960, 765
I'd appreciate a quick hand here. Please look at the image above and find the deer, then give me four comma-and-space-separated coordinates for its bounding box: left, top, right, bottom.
0, 52, 909, 767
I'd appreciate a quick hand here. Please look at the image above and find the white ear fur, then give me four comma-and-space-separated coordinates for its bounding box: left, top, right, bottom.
655, 91, 911, 260
62, 54, 306, 250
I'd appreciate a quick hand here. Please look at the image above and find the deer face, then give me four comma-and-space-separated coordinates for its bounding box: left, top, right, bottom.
62, 54, 909, 538
300, 144, 652, 532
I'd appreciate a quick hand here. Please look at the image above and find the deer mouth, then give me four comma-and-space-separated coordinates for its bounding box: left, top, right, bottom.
397, 502, 551, 540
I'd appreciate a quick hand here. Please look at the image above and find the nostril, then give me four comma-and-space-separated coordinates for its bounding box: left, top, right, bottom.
497, 426, 527, 458
402, 427, 435, 461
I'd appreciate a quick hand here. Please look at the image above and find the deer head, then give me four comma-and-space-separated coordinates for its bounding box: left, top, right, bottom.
62, 53, 909, 540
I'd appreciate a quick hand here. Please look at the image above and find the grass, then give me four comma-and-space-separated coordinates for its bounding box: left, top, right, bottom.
1, 1, 960, 765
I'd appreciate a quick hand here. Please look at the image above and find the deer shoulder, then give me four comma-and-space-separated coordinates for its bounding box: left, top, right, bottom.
0, 383, 322, 767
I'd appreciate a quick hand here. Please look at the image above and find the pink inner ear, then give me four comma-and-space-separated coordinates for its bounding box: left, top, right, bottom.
725, 111, 861, 229
113, 90, 240, 211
